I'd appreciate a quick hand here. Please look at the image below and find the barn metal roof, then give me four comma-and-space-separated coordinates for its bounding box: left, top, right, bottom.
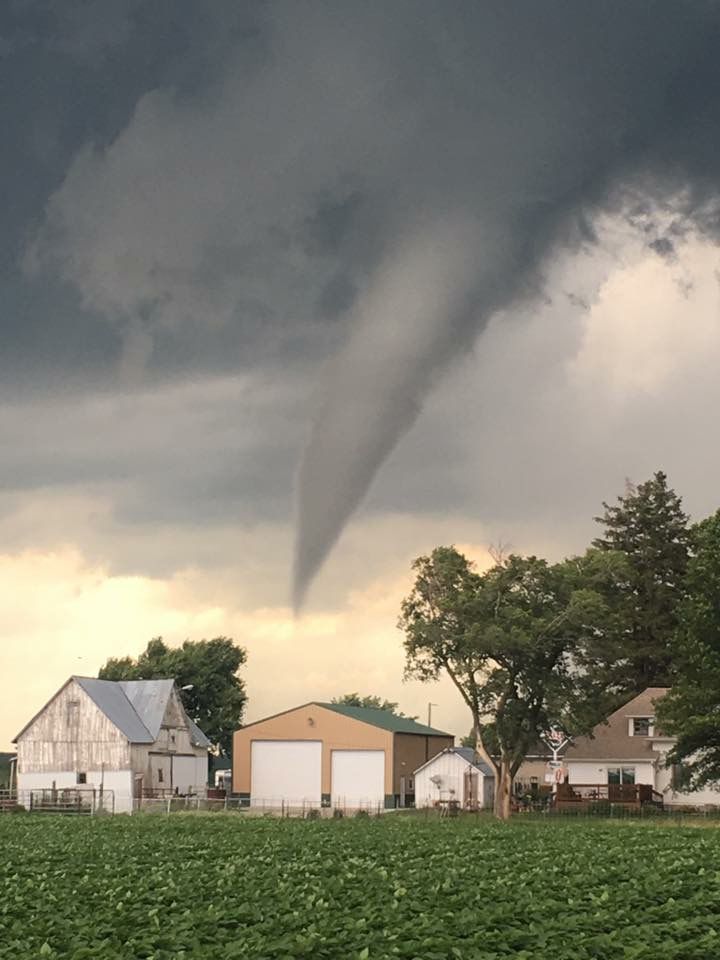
118, 679, 175, 740
74, 678, 154, 742
318, 702, 452, 736
14, 676, 212, 748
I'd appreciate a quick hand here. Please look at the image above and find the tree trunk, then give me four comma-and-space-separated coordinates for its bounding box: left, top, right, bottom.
494, 758, 513, 821
472, 717, 497, 774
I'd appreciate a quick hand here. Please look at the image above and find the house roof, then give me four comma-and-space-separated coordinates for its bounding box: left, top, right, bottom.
14, 676, 211, 748
564, 687, 671, 762
317, 702, 452, 737
414, 746, 495, 778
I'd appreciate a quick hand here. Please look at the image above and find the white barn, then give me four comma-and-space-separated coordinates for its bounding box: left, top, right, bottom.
13, 677, 211, 813
414, 747, 495, 810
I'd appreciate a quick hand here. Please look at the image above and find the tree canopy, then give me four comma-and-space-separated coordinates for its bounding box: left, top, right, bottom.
656, 511, 720, 789
331, 693, 413, 717
592, 470, 690, 695
397, 470, 720, 812
399, 547, 610, 818
99, 636, 247, 756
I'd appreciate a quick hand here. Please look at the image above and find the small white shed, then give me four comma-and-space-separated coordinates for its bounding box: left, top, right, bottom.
414, 747, 495, 810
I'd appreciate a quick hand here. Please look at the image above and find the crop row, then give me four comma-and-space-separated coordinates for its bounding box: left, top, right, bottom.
1, 815, 719, 959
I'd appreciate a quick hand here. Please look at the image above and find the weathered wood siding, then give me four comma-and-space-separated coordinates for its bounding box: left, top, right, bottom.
16, 679, 130, 773
131, 688, 208, 791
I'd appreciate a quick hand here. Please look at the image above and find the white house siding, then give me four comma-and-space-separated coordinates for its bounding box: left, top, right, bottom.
16, 679, 130, 774
652, 746, 720, 808
567, 761, 656, 786
414, 752, 489, 808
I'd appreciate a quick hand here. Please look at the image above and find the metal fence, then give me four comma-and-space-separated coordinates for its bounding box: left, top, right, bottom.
133, 795, 385, 817
0, 788, 115, 816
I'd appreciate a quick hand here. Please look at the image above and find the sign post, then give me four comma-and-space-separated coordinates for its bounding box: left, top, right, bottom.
541, 728, 570, 797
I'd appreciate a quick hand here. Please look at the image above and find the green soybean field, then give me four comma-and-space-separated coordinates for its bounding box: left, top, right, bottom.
1, 815, 719, 960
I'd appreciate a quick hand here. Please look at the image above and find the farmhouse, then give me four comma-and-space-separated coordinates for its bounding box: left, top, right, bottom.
562, 687, 720, 809
14, 677, 211, 814
232, 701, 453, 809
413, 747, 495, 810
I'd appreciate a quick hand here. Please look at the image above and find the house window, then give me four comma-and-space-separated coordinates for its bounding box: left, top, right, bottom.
76, 772, 87, 785
631, 717, 651, 737
607, 767, 636, 785
671, 763, 690, 791
157, 768, 164, 783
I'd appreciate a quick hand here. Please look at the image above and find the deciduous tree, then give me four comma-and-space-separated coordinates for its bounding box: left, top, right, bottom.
399, 547, 607, 819
99, 636, 247, 756
331, 693, 414, 717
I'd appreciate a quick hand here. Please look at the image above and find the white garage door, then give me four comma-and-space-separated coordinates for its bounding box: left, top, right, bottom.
250, 740, 322, 807
332, 750, 385, 810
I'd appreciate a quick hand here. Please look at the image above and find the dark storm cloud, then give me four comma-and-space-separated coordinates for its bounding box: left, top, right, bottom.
0, 0, 265, 386
13, 1, 720, 600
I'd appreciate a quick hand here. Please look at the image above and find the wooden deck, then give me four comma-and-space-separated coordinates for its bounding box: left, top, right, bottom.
555, 783, 663, 810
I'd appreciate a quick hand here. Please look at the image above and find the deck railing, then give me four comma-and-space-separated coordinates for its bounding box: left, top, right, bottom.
556, 783, 663, 807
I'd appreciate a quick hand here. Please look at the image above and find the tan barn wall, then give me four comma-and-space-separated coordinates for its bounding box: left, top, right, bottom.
16, 679, 130, 773
393, 733, 454, 794
233, 704, 394, 795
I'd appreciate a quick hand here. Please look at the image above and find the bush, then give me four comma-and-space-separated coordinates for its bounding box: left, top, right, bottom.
305, 808, 321, 820
332, 809, 344, 819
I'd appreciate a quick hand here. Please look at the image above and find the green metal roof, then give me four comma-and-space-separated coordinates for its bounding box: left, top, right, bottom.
317, 702, 451, 737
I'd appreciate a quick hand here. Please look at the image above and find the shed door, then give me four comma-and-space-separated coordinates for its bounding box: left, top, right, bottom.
332, 750, 385, 809
250, 740, 321, 807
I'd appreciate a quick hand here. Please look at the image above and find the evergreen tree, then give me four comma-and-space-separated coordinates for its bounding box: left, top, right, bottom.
592, 471, 690, 693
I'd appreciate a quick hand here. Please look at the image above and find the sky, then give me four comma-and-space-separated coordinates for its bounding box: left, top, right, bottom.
4, 1, 720, 751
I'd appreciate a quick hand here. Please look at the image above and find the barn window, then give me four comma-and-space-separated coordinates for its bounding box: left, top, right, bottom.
76, 772, 87, 785
66, 701, 80, 729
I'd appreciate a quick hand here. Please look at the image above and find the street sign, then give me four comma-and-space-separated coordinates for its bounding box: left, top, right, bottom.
542, 728, 567, 747
547, 760, 563, 769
